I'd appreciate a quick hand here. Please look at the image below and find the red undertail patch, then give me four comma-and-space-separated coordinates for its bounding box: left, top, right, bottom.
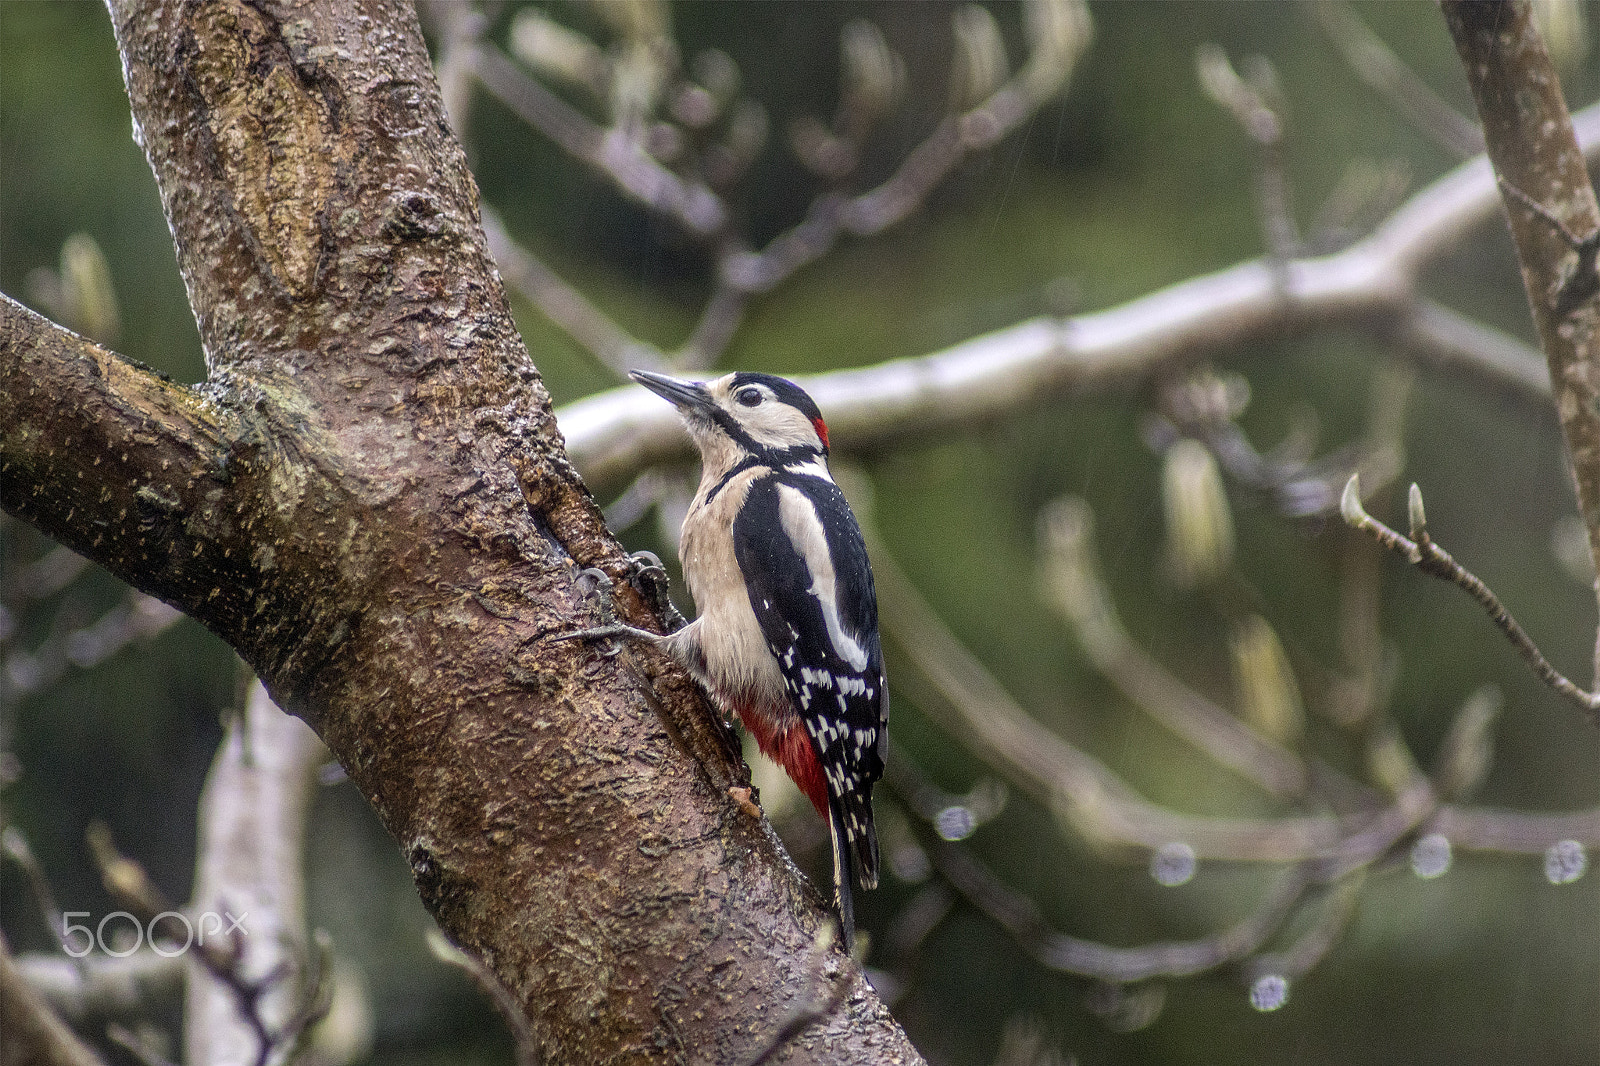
736, 703, 828, 819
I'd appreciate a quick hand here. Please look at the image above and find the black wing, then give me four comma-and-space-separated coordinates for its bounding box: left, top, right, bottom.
732, 471, 887, 903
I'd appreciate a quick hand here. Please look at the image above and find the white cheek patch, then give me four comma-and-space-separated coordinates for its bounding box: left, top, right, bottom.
740, 406, 823, 452
775, 483, 870, 671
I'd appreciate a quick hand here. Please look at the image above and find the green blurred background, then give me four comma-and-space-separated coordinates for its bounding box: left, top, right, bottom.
2, 2, 1597, 1063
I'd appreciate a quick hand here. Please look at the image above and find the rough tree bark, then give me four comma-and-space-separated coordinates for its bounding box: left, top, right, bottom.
1443, 0, 1600, 679
0, 0, 921, 1062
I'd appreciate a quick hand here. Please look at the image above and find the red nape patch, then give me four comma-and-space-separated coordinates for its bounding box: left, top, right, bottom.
812, 417, 830, 450
738, 704, 828, 818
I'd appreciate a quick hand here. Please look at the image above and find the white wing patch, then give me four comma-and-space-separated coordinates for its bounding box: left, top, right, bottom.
775, 483, 871, 672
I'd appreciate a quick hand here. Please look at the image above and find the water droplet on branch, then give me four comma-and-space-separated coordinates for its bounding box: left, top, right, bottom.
934, 806, 976, 842
1410, 833, 1452, 879
1149, 842, 1197, 887
1544, 840, 1587, 885
1250, 974, 1289, 1012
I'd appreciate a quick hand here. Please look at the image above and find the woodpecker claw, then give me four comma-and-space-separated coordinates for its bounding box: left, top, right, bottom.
574, 566, 618, 623
551, 564, 676, 651
625, 550, 687, 633
551, 567, 626, 648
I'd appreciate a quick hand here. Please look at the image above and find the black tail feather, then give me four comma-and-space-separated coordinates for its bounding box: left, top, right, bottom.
826, 794, 879, 953
854, 808, 879, 891
828, 806, 858, 953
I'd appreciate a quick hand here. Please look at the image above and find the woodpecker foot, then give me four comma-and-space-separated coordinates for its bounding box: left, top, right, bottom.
552, 568, 660, 649
549, 622, 661, 649
624, 550, 687, 633
574, 567, 618, 626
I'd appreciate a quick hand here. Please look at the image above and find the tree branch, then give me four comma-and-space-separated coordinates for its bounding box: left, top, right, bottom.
471, 2, 1091, 374
481, 207, 668, 376
1341, 477, 1600, 724
184, 681, 329, 1066
925, 835, 1317, 983
4, 0, 922, 1059
559, 101, 1600, 493
1039, 498, 1309, 797
0, 297, 243, 632
1442, 0, 1600, 684
1316, 0, 1484, 159
1399, 297, 1551, 398
13, 951, 183, 1027
875, 527, 1600, 859
0, 931, 109, 1066
471, 42, 728, 236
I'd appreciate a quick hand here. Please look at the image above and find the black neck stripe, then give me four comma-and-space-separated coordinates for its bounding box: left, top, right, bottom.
705, 455, 764, 505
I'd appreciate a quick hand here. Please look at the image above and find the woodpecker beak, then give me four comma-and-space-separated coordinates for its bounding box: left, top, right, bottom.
630, 370, 717, 417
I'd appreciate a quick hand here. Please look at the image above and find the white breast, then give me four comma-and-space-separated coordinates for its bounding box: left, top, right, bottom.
677, 467, 790, 715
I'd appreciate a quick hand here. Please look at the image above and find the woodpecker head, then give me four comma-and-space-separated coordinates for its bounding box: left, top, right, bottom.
631, 369, 830, 474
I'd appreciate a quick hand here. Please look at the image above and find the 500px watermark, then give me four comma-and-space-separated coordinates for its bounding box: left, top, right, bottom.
61, 910, 248, 958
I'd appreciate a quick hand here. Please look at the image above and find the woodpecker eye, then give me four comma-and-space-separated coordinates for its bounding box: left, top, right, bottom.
736, 388, 763, 407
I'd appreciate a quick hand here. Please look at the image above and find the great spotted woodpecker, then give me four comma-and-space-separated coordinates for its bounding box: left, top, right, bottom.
573, 369, 887, 950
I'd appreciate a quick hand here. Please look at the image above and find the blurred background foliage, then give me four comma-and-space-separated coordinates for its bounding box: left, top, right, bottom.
3, 2, 1598, 1064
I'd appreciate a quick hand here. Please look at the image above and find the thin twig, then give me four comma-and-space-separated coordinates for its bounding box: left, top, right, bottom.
1496, 176, 1600, 315
13, 950, 183, 1023
78, 684, 332, 1066
1308, 157, 1413, 254
1341, 475, 1600, 724
105, 1024, 177, 1066
1151, 363, 1412, 519
1037, 498, 1311, 797
895, 740, 1436, 986
1399, 298, 1550, 399
1251, 869, 1366, 982
1197, 45, 1300, 261
482, 207, 666, 377
418, 0, 484, 137
1315, 0, 1484, 159
474, 4, 1089, 373
876, 519, 1600, 857
90, 824, 334, 1066
880, 880, 956, 964
726, 33, 1086, 295
0, 930, 109, 1066
600, 468, 670, 531
86, 827, 280, 1066
4, 542, 90, 601
471, 43, 727, 236
2, 591, 182, 700
884, 741, 1008, 832
877, 537, 1336, 862
673, 279, 747, 370
1, 828, 79, 964
929, 827, 1317, 983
